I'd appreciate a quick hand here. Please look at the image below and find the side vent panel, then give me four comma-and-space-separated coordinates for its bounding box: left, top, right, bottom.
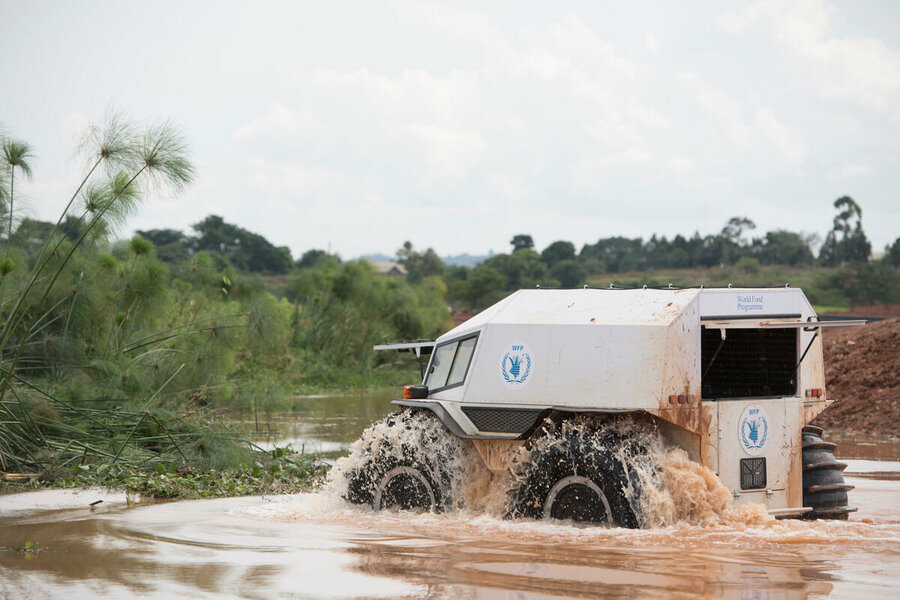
461, 407, 544, 434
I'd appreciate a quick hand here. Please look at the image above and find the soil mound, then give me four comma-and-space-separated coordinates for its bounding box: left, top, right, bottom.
814, 317, 899, 437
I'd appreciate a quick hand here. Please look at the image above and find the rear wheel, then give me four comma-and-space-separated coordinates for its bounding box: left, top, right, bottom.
801, 425, 856, 520
543, 475, 613, 522
507, 416, 654, 528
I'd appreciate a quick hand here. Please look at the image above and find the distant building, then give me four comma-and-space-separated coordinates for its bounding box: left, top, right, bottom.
372, 261, 408, 277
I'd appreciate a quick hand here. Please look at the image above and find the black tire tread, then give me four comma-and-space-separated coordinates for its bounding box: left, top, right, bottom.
801, 429, 856, 520
803, 460, 848, 472
805, 483, 854, 494
507, 416, 648, 528
340, 409, 466, 513
802, 439, 837, 452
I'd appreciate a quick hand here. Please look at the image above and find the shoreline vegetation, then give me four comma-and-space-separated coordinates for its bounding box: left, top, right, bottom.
1, 114, 898, 501
0, 114, 439, 499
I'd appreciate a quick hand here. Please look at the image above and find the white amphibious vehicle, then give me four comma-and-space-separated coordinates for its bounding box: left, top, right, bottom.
342, 287, 862, 526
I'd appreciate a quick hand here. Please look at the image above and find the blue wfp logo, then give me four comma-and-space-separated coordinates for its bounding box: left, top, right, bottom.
501, 343, 532, 386
738, 404, 770, 456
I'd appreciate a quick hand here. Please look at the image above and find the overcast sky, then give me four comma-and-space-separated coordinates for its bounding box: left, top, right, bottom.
1, 0, 898, 259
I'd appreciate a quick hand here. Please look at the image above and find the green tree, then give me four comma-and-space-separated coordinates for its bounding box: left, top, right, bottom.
396, 241, 446, 283
721, 216, 756, 246
581, 237, 644, 272
757, 230, 815, 266
887, 237, 900, 267
819, 196, 871, 266
193, 215, 293, 274
541, 240, 575, 266
9, 218, 54, 263
0, 116, 194, 407
136, 228, 192, 263
297, 249, 337, 268
1, 137, 34, 261
483, 248, 548, 289
717, 216, 756, 264
510, 234, 534, 252
549, 259, 587, 287
464, 266, 507, 308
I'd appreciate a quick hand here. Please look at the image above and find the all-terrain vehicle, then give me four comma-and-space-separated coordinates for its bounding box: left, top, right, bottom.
335, 287, 863, 526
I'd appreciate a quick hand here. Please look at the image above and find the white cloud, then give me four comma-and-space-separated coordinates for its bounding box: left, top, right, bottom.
839, 164, 870, 177
245, 156, 347, 198
296, 66, 475, 127
403, 123, 486, 180
231, 103, 316, 143
753, 107, 808, 166
489, 172, 528, 202
60, 111, 90, 140
40, 1, 886, 255
717, 0, 900, 118
666, 157, 694, 176
570, 147, 653, 191
678, 72, 753, 149
678, 72, 807, 167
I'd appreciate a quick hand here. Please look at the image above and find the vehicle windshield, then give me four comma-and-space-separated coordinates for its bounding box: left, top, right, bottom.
425, 334, 478, 390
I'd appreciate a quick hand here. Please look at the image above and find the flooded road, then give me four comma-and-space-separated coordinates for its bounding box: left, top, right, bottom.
2, 393, 898, 599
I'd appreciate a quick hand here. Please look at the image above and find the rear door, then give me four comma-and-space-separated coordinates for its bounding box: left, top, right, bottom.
701, 324, 798, 505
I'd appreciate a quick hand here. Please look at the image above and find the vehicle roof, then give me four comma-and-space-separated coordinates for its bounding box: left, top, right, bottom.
444, 288, 698, 337
441, 287, 812, 340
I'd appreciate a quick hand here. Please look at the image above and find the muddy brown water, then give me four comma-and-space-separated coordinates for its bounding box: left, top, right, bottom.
2, 392, 899, 599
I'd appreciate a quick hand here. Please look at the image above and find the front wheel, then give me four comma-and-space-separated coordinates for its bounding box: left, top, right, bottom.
331, 408, 471, 513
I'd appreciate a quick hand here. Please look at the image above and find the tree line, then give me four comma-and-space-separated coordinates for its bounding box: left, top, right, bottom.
396, 196, 899, 310
126, 195, 899, 312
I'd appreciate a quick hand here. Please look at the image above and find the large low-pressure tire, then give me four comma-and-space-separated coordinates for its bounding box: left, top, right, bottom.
507, 416, 654, 528
801, 425, 856, 520
334, 408, 470, 513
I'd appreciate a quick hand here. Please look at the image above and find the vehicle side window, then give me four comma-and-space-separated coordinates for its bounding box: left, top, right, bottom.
447, 336, 477, 387
426, 342, 456, 389
425, 334, 478, 390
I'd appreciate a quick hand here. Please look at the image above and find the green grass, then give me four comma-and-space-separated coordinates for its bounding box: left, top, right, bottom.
585, 264, 831, 288
1, 447, 331, 499
812, 305, 850, 314
584, 264, 862, 311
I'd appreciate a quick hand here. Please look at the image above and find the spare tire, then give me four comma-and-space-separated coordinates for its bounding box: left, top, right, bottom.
801, 425, 856, 520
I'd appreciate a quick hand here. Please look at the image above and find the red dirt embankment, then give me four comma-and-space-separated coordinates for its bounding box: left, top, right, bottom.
814, 316, 899, 437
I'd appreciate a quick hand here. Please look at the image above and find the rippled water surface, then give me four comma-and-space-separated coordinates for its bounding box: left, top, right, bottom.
1, 393, 898, 599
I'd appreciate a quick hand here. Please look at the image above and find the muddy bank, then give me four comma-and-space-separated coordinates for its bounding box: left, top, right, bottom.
815, 317, 899, 437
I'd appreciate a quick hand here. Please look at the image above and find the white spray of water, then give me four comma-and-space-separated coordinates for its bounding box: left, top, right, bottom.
326, 411, 773, 528
328, 409, 489, 511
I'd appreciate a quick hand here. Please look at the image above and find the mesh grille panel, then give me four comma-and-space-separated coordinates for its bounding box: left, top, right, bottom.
461, 407, 544, 434
740, 457, 767, 490
701, 327, 797, 399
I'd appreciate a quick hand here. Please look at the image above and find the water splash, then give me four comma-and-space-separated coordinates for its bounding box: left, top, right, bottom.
327, 409, 489, 510
327, 411, 772, 528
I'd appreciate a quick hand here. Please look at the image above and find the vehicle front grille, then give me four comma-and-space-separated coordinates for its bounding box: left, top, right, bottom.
461, 406, 544, 434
